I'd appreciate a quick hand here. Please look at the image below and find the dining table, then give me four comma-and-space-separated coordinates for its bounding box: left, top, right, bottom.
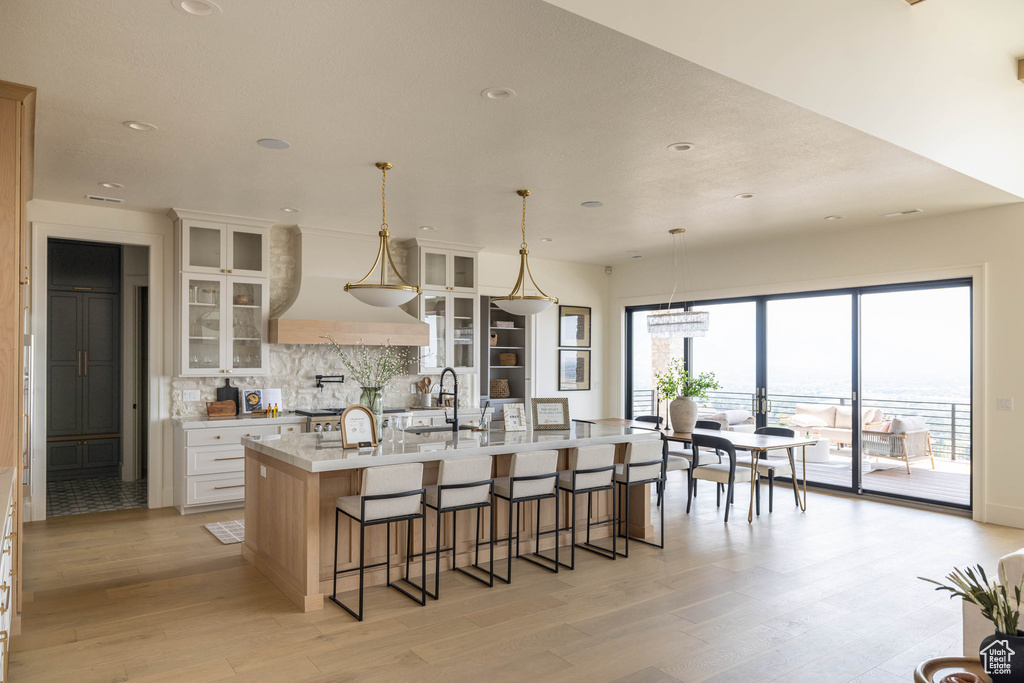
589, 418, 820, 523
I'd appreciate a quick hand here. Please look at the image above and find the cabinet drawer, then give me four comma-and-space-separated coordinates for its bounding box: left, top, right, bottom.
278, 423, 302, 435
186, 472, 244, 505
187, 424, 278, 447
411, 416, 432, 427
187, 445, 245, 476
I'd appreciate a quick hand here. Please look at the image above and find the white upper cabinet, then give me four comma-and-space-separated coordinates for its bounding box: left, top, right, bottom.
171, 210, 275, 376
174, 210, 272, 277
407, 240, 483, 373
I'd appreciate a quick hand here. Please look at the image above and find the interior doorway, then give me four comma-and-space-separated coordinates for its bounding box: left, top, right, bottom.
44, 238, 149, 516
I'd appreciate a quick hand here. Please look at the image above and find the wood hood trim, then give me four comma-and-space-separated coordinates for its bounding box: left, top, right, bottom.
268, 318, 429, 346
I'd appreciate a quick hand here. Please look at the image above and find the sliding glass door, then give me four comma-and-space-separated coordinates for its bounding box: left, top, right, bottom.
625, 278, 973, 510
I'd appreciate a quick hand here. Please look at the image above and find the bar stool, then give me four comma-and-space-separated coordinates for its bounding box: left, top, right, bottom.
492, 450, 560, 583
331, 462, 426, 622
557, 444, 617, 569
416, 455, 494, 599
614, 438, 666, 557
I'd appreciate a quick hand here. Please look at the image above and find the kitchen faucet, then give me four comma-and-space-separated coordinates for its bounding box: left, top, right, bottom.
438, 367, 459, 434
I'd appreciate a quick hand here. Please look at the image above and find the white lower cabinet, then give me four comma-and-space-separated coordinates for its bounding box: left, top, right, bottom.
174, 418, 305, 514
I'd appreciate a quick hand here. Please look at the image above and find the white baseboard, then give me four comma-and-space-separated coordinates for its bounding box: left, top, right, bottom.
984, 503, 1024, 529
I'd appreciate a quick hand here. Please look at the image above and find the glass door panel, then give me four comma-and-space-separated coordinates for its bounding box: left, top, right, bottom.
423, 252, 447, 289
188, 226, 222, 271
230, 230, 264, 274
186, 278, 222, 371
422, 295, 447, 369
451, 295, 475, 368
627, 309, 684, 419
453, 254, 475, 290
860, 286, 971, 506
231, 280, 263, 370
766, 295, 852, 488
690, 302, 757, 420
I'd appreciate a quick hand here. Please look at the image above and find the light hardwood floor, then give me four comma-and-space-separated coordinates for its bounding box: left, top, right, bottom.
12, 476, 1024, 682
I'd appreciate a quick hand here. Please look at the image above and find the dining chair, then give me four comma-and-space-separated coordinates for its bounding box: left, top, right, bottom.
687, 433, 759, 523
634, 415, 664, 426
735, 426, 800, 512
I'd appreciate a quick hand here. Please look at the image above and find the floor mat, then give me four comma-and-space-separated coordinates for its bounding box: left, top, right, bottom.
204, 519, 245, 544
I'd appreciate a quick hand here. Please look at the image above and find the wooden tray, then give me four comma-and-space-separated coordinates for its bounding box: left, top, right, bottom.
914, 657, 991, 683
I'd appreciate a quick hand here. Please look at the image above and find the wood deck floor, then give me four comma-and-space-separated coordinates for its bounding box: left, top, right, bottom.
791, 450, 971, 508
11, 476, 1014, 682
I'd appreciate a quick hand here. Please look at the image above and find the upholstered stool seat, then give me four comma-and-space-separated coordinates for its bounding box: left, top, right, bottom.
557, 444, 617, 567
614, 439, 666, 557
492, 450, 560, 583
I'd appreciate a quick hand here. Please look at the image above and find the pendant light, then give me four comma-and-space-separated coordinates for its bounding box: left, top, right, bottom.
646, 228, 709, 337
493, 189, 558, 315
345, 162, 421, 307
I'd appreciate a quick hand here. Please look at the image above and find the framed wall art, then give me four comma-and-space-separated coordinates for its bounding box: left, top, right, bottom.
531, 397, 570, 430
559, 305, 591, 348
340, 405, 378, 449
559, 349, 591, 391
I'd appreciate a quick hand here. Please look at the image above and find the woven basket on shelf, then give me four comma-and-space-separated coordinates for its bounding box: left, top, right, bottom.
490, 378, 510, 399
499, 352, 517, 366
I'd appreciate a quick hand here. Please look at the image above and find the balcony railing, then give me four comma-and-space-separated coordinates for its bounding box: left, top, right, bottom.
630, 389, 971, 461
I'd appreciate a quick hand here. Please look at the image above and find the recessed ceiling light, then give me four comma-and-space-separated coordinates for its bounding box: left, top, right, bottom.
581, 201, 604, 208
123, 121, 157, 132
734, 193, 755, 200
257, 138, 290, 150
481, 87, 516, 100
540, 238, 554, 243
882, 208, 924, 218
667, 142, 695, 152
824, 215, 843, 221
419, 226, 436, 231
172, 0, 222, 16
99, 182, 124, 190
281, 207, 301, 213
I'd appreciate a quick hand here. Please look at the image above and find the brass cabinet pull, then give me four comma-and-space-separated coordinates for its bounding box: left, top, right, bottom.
213, 484, 244, 490
72, 286, 93, 291
214, 435, 221, 439
77, 350, 82, 377
213, 457, 243, 461
2, 547, 11, 556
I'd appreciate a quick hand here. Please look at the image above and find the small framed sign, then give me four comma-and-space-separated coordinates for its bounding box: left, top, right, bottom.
341, 405, 378, 449
558, 349, 591, 391
559, 305, 591, 348
531, 397, 570, 430
503, 403, 527, 432
241, 389, 263, 414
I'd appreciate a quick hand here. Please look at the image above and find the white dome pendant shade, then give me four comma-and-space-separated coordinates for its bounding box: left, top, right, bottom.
345, 162, 421, 307
493, 189, 558, 316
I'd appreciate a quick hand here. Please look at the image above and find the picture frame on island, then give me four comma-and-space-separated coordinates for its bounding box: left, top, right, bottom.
503, 402, 527, 431
531, 397, 570, 430
340, 405, 378, 449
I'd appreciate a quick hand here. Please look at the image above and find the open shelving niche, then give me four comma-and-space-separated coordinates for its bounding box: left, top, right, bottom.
479, 296, 530, 422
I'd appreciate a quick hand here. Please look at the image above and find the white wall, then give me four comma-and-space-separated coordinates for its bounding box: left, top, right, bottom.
606, 201, 1024, 528
479, 252, 610, 420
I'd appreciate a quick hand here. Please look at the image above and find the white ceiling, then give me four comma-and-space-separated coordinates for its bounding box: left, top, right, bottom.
0, 0, 1018, 264
546, 0, 1024, 200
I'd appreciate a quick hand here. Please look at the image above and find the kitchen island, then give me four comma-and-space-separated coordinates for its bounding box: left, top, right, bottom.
241, 422, 661, 611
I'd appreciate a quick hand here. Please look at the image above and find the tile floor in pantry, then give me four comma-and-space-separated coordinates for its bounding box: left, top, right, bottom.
45, 477, 147, 517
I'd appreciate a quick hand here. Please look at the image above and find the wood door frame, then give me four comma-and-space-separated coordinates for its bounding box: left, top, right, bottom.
30, 222, 167, 521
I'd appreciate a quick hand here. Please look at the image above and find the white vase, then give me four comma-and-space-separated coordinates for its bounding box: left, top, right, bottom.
669, 396, 698, 433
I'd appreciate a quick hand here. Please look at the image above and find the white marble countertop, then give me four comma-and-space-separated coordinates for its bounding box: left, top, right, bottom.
242, 422, 660, 473
173, 413, 307, 430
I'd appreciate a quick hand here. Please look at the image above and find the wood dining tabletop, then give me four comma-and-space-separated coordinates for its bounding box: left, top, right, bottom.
588, 418, 818, 522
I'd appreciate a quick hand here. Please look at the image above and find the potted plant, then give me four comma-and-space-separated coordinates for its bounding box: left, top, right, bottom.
322, 336, 411, 439
654, 357, 720, 433
921, 565, 1024, 681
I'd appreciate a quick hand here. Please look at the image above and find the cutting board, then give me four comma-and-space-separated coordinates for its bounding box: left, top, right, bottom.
216, 379, 239, 412
206, 400, 237, 417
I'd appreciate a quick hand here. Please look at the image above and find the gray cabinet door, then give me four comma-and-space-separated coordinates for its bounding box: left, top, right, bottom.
83, 293, 120, 435
46, 441, 81, 473
47, 292, 83, 437
82, 438, 119, 476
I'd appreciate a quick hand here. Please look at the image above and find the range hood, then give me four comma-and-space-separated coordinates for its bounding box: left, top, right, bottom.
268, 227, 428, 346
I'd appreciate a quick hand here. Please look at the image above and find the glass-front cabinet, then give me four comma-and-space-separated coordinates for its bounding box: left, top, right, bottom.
179, 217, 269, 277
414, 246, 477, 293
180, 275, 269, 376
417, 292, 477, 373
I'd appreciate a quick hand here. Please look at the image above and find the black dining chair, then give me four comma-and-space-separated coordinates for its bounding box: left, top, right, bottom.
634, 415, 664, 427
687, 433, 759, 523
737, 426, 801, 512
